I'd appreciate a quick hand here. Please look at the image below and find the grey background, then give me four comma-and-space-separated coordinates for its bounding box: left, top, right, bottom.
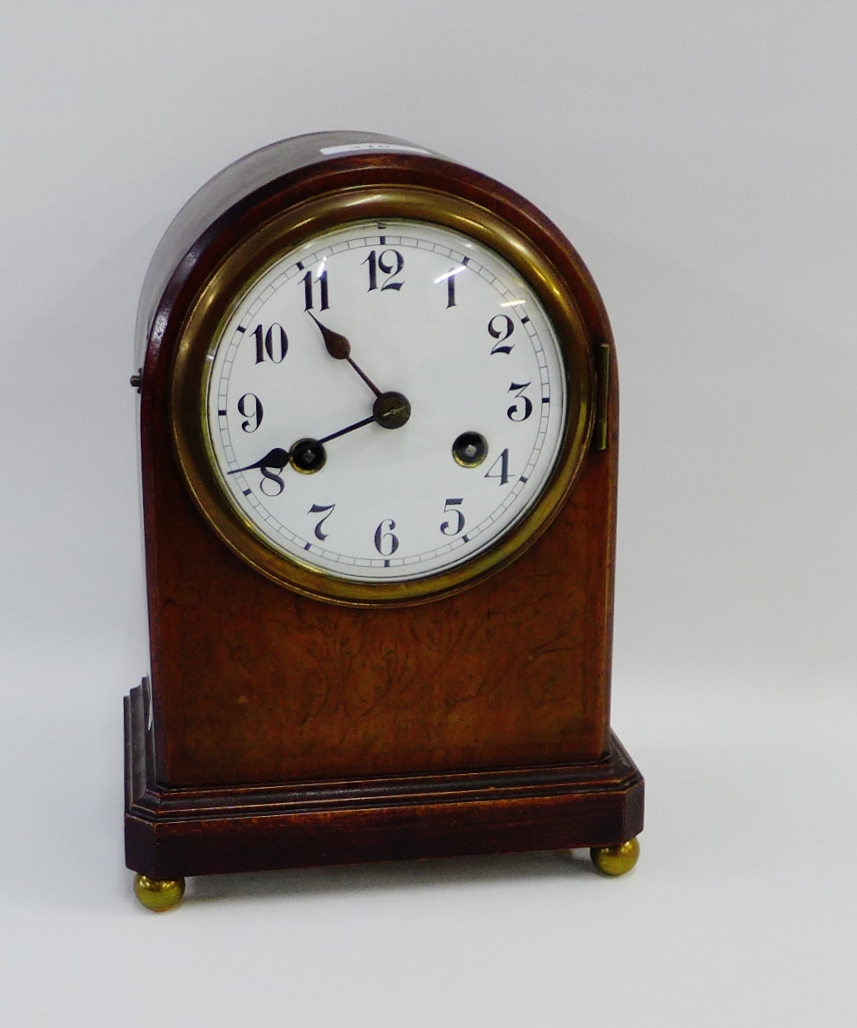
1, 2, 854, 1024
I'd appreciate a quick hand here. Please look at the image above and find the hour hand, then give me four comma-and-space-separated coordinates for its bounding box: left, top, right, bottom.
308, 312, 382, 398
225, 418, 372, 482
227, 447, 289, 475
308, 312, 351, 360
226, 401, 409, 483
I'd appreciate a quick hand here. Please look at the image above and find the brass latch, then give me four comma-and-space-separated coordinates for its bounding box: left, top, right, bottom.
594, 342, 610, 450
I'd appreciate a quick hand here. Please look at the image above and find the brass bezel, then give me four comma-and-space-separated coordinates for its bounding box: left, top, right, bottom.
171, 185, 595, 606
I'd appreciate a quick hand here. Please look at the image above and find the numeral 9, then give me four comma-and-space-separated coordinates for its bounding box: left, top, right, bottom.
237, 393, 263, 432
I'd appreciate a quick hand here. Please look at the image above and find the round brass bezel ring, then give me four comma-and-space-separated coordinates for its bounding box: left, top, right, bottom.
171, 185, 595, 607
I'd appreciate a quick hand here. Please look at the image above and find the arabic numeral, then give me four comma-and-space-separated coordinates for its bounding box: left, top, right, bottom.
485, 448, 511, 485
364, 249, 404, 291
237, 393, 263, 432
309, 503, 335, 542
259, 466, 285, 496
507, 382, 533, 422
446, 269, 458, 308
302, 268, 329, 311
253, 324, 288, 363
488, 315, 515, 354
374, 518, 399, 556
440, 498, 465, 536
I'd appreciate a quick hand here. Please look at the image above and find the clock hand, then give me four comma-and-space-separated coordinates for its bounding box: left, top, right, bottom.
307, 312, 383, 398
316, 414, 376, 445
227, 439, 326, 478
226, 402, 405, 480
307, 391, 411, 444
227, 414, 377, 478
227, 447, 290, 475
289, 395, 409, 472
227, 380, 413, 481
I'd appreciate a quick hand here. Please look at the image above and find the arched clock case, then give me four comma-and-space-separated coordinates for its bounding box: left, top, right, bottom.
124, 131, 644, 910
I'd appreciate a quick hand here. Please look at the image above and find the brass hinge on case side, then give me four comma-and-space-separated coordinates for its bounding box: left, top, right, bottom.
594, 342, 610, 451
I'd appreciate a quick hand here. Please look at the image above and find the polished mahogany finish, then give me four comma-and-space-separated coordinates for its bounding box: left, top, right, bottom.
125, 685, 643, 879
125, 132, 643, 880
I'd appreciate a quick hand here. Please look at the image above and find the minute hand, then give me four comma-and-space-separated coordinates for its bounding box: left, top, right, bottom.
226, 414, 379, 479
308, 313, 382, 398
316, 415, 376, 445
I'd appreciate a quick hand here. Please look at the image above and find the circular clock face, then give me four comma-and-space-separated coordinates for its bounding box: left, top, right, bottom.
202, 218, 569, 588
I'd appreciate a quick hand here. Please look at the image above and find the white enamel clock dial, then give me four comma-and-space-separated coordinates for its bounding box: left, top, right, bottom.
204, 218, 569, 584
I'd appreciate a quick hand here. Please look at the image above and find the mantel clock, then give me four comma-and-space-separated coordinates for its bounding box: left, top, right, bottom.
124, 131, 644, 911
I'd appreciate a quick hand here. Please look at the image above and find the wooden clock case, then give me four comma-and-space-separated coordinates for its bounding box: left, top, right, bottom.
125, 131, 643, 886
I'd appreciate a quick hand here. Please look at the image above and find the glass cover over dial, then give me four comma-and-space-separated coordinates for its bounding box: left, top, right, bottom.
203, 218, 572, 586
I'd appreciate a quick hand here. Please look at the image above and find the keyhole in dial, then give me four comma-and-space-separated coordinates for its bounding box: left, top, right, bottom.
452, 431, 488, 468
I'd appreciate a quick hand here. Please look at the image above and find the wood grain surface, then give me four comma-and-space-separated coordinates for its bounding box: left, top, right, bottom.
127, 137, 641, 876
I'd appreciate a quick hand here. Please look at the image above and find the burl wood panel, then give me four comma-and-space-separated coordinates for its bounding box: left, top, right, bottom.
139, 146, 619, 788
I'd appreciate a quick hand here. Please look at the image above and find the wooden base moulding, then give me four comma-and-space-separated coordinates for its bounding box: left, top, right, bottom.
125, 682, 643, 880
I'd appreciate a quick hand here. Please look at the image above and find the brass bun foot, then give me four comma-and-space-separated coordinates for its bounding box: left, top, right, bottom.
133, 873, 186, 912
590, 837, 640, 876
